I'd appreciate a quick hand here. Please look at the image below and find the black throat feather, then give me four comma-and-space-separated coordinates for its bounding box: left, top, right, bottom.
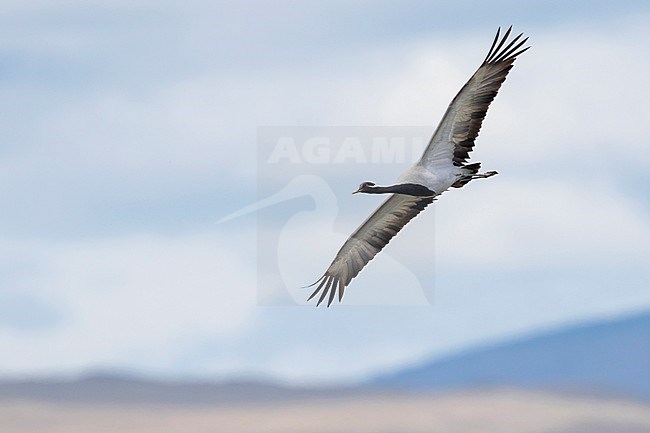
366, 183, 435, 196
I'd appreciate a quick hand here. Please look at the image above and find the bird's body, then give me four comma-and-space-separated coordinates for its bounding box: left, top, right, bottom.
396, 163, 460, 194
308, 27, 529, 306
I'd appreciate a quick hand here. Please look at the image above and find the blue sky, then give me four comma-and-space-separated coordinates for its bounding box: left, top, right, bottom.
0, 0, 649, 384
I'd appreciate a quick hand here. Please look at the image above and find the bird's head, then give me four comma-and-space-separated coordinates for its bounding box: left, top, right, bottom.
352, 182, 376, 194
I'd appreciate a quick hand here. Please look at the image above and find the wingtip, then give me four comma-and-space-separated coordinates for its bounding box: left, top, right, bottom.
302, 275, 324, 289
316, 277, 334, 306
306, 276, 326, 302
485, 26, 530, 64
306, 274, 343, 307
327, 280, 338, 307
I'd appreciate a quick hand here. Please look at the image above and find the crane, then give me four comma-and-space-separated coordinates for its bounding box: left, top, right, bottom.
308, 27, 530, 306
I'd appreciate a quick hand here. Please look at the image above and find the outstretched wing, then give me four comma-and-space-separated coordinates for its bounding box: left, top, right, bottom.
419, 26, 529, 168
308, 194, 434, 307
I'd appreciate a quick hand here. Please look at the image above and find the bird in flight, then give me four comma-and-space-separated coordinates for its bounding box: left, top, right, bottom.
308, 27, 529, 307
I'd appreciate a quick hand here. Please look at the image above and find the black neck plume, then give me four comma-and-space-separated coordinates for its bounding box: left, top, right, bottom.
366, 183, 435, 197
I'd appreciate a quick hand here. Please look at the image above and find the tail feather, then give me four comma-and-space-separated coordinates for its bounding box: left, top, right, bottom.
452, 162, 481, 188
461, 162, 481, 174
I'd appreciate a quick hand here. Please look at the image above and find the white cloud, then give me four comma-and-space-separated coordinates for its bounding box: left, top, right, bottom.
432, 178, 650, 269
0, 231, 256, 375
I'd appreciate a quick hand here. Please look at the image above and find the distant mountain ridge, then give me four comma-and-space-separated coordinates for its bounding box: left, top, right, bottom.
370, 311, 650, 400
1, 311, 648, 404
0, 373, 360, 405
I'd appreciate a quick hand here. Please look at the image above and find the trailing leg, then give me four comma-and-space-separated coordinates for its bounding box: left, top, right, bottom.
452, 163, 497, 188
471, 171, 498, 179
